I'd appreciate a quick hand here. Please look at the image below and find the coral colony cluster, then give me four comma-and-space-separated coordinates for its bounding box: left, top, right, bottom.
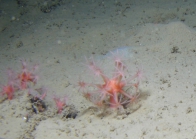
78, 55, 143, 109
0, 60, 39, 100
0, 60, 66, 113
0, 54, 143, 115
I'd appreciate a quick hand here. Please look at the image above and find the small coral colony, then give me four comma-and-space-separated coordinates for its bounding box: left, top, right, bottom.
78, 55, 143, 110
0, 60, 66, 114
0, 52, 143, 116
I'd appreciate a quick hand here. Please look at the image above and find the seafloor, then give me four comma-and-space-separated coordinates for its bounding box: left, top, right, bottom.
1, 0, 196, 139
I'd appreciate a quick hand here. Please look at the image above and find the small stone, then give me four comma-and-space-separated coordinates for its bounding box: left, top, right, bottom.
65, 128, 71, 133
26, 103, 32, 110
186, 107, 193, 114
11, 16, 16, 21
64, 81, 70, 88
110, 126, 115, 131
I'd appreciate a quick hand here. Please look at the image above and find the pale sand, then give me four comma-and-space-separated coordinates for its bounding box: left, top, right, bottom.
1, 0, 196, 139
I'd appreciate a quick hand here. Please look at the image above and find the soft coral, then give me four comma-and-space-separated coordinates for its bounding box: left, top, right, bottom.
0, 60, 39, 100
53, 95, 67, 113
0, 69, 19, 100
0, 82, 17, 100
18, 60, 39, 89
79, 56, 142, 109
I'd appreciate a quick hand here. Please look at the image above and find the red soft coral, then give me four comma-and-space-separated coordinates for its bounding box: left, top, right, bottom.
0, 82, 16, 100
18, 60, 39, 89
53, 95, 67, 113
0, 61, 39, 100
79, 56, 142, 109
0, 69, 19, 100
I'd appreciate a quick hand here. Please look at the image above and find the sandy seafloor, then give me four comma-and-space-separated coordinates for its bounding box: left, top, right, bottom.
1, 0, 196, 139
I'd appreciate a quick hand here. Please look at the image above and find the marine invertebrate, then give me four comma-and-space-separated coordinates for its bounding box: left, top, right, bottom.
0, 69, 19, 100
0, 60, 39, 100
53, 95, 67, 113
0, 81, 18, 100
17, 60, 39, 89
78, 56, 143, 109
